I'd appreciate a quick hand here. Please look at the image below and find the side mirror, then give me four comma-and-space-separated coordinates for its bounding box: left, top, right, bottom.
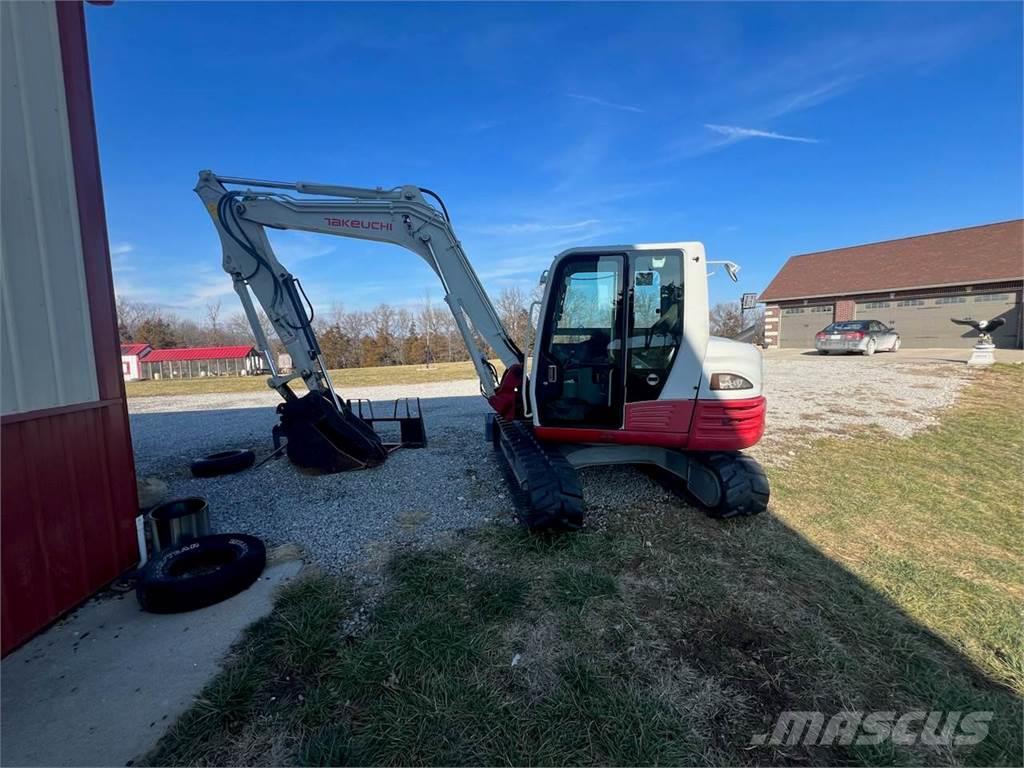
706, 260, 741, 282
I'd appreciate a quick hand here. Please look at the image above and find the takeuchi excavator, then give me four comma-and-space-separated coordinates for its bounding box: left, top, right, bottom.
195, 171, 769, 530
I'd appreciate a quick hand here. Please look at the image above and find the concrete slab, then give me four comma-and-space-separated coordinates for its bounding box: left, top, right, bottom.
0, 559, 302, 768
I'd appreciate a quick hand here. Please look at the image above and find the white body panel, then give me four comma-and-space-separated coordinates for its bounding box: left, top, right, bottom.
697, 337, 765, 399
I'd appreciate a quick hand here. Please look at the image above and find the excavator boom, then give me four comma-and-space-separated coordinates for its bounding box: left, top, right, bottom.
196, 170, 526, 472
195, 171, 522, 401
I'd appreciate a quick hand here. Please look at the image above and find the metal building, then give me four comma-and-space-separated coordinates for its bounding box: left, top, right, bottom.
1, 1, 139, 655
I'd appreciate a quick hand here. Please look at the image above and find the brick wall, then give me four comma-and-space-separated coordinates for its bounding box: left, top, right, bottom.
834, 299, 856, 321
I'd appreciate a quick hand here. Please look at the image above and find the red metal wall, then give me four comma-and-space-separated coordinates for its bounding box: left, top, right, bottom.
1, 2, 139, 656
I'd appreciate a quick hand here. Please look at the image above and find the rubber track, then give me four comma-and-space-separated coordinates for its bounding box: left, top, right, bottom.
495, 415, 585, 531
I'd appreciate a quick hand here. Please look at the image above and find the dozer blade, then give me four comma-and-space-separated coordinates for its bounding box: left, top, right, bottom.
492, 415, 584, 531
273, 391, 387, 473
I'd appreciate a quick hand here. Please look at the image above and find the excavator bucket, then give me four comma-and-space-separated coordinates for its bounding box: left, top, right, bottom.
273, 391, 387, 473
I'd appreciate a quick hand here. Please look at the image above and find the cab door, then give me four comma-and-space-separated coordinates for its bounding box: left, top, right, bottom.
625, 250, 684, 403
534, 253, 626, 428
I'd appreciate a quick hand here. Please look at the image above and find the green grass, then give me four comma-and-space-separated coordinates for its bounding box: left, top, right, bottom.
124, 359, 498, 397
144, 365, 1024, 766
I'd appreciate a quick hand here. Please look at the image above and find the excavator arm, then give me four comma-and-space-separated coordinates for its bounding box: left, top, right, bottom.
194, 171, 523, 403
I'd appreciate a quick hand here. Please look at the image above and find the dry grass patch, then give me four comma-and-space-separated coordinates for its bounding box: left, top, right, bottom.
125, 360, 501, 398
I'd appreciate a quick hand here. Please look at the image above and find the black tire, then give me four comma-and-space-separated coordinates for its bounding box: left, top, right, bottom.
702, 452, 769, 520
136, 533, 266, 613
190, 449, 256, 478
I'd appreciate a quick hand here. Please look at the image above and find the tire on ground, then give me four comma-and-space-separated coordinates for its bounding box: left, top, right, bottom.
190, 449, 256, 478
702, 452, 769, 520
136, 533, 267, 613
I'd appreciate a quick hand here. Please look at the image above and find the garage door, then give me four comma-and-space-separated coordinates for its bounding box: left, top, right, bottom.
779, 305, 833, 348
856, 293, 1021, 348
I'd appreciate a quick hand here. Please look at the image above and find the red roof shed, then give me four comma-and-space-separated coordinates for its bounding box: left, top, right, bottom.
143, 345, 256, 362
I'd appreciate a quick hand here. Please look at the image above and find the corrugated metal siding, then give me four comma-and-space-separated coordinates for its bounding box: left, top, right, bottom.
1, 0, 98, 416
1, 1, 140, 656
1, 402, 139, 654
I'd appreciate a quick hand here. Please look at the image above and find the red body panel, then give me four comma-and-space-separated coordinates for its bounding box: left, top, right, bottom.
686, 396, 766, 451
623, 400, 694, 433
488, 364, 523, 420
535, 396, 766, 452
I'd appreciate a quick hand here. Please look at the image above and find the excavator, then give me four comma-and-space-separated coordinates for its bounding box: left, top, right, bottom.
195, 171, 769, 530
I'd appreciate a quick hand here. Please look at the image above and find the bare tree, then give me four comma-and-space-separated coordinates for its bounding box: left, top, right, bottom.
205, 300, 222, 333
420, 292, 437, 367
116, 298, 153, 341
709, 301, 744, 338
496, 286, 530, 352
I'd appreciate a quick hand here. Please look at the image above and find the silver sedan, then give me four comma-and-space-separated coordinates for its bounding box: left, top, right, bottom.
815, 320, 901, 355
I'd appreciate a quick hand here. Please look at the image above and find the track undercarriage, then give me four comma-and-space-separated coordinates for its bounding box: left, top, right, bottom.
488, 414, 769, 531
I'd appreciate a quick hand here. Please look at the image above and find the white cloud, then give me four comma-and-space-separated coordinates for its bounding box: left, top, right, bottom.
567, 93, 644, 113
110, 242, 134, 256
705, 123, 820, 144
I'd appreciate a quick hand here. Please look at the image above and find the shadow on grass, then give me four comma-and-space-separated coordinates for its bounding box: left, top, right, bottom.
140, 375, 1023, 767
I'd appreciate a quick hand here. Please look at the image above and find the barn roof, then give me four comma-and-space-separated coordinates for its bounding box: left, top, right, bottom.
142, 346, 257, 362
759, 220, 1023, 302
120, 343, 150, 356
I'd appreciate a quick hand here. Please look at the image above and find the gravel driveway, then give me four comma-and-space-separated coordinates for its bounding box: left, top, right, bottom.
129, 355, 973, 572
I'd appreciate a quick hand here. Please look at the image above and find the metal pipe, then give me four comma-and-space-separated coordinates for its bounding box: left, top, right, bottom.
215, 174, 404, 202
317, 353, 344, 412
215, 175, 298, 190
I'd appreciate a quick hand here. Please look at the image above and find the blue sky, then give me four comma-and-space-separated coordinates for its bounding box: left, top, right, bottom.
86, 1, 1023, 318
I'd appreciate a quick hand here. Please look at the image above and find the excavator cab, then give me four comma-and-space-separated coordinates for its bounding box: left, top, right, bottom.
532, 248, 691, 432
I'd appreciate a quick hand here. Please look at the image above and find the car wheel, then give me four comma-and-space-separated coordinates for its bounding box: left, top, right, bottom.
863, 339, 876, 356
890, 337, 901, 352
